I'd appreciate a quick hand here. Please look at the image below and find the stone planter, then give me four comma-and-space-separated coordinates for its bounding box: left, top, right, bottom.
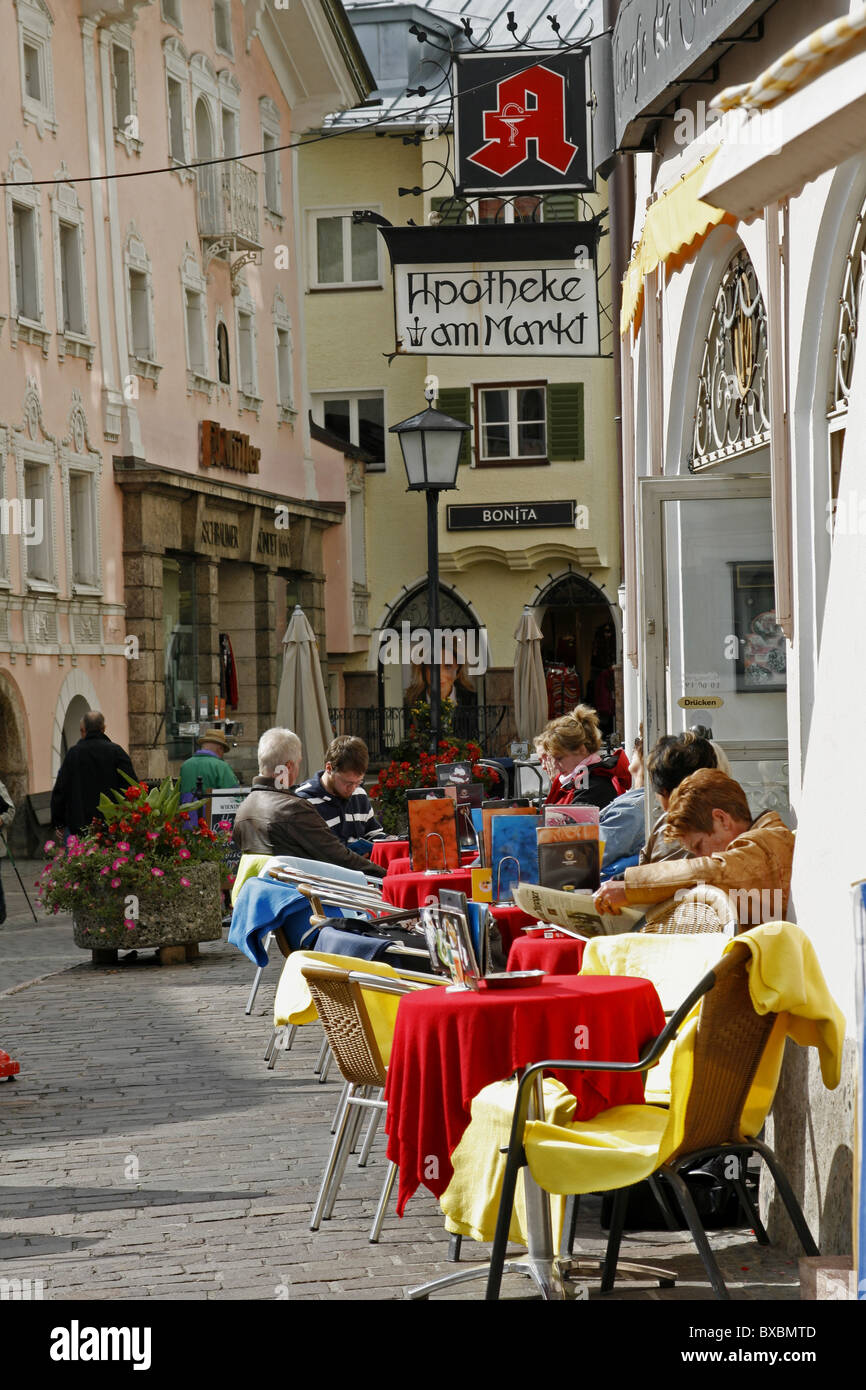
73, 861, 223, 965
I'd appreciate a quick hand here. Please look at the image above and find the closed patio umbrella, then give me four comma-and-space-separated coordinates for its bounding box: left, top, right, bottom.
513, 606, 547, 743
276, 606, 333, 781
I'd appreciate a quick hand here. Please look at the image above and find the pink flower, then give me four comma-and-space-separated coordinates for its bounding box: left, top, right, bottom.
126, 923, 136, 931
44, 840, 55, 853
178, 848, 191, 860
100, 867, 109, 876
180, 877, 191, 887
135, 853, 145, 862
151, 867, 164, 877
110, 878, 121, 888
116, 841, 130, 852
217, 820, 233, 831
146, 831, 160, 841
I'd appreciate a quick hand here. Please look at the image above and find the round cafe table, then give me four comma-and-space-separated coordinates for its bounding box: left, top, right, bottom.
384, 973, 664, 1217
369, 839, 409, 871
386, 851, 477, 877
507, 933, 587, 975
381, 868, 473, 911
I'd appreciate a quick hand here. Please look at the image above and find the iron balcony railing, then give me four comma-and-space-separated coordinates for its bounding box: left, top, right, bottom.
328, 705, 510, 761
196, 161, 261, 250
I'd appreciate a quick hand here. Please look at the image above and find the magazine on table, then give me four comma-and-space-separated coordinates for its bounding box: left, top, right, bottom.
513, 882, 642, 938
420, 900, 480, 989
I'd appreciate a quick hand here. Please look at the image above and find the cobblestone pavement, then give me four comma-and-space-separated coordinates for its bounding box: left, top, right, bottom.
0, 860, 80, 993
0, 939, 803, 1302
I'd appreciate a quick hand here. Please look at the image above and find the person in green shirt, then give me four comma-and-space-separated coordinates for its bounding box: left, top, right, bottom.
179, 728, 240, 809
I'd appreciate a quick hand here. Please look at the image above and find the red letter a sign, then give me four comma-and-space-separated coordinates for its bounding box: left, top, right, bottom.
468, 65, 578, 177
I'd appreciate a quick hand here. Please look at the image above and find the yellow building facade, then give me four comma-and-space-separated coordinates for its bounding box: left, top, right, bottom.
299, 114, 622, 753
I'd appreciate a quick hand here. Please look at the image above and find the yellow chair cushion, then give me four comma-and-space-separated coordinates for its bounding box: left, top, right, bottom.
231, 854, 271, 903
274, 951, 428, 1066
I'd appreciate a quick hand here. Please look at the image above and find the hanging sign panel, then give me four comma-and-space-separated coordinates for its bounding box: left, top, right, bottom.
454, 50, 593, 193
379, 224, 601, 358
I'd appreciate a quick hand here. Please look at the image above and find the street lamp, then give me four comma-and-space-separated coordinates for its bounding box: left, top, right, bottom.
389, 392, 470, 754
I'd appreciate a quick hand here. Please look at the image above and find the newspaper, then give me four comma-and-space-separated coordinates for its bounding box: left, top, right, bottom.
513, 882, 643, 938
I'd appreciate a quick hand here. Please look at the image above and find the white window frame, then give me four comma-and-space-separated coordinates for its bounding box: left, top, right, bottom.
163, 37, 193, 181
106, 24, 142, 156
180, 244, 214, 399
50, 169, 94, 367
124, 222, 161, 385
259, 96, 282, 227
161, 0, 183, 31
308, 206, 383, 290
11, 379, 58, 602
61, 391, 102, 596
234, 278, 261, 417
311, 390, 387, 471
7, 144, 50, 357
213, 0, 234, 60
218, 70, 241, 159
476, 382, 549, 466
272, 288, 294, 424
16, 0, 56, 139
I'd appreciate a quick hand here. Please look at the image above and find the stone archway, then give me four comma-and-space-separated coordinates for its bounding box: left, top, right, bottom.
0, 671, 30, 807
51, 671, 101, 780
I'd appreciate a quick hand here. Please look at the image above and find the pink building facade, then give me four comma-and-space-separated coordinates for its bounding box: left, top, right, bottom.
0, 0, 371, 816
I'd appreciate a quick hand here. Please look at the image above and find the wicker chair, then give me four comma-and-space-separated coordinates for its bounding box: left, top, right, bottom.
484, 937, 819, 1301
300, 962, 437, 1242
641, 884, 738, 935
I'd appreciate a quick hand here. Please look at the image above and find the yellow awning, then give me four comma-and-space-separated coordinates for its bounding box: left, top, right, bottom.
712, 4, 866, 112
620, 149, 735, 338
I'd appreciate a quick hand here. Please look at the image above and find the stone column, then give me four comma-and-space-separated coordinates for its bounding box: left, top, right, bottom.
195, 560, 221, 720
254, 566, 278, 732
124, 546, 167, 780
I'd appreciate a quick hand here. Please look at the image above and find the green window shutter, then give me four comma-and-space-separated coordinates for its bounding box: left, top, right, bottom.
542, 193, 579, 222
547, 382, 584, 461
430, 197, 468, 226
437, 386, 472, 465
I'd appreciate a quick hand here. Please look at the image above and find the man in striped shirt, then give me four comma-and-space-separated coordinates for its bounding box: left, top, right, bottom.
294, 736, 385, 851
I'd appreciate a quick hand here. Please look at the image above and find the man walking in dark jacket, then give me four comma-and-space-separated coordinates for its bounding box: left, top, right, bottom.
50, 711, 137, 837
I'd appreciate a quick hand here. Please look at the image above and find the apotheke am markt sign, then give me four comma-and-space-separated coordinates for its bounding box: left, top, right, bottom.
379, 225, 601, 359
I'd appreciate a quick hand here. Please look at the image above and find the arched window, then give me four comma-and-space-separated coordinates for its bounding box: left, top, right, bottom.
827, 190, 866, 520
692, 249, 770, 471
216, 320, 230, 384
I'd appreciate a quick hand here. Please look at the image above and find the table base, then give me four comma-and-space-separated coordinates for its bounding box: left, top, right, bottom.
407, 1254, 677, 1302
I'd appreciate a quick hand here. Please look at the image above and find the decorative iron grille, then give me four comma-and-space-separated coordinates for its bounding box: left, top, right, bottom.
831, 193, 866, 415
692, 250, 770, 471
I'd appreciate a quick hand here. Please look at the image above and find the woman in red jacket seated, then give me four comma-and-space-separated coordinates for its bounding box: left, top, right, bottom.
536, 704, 631, 811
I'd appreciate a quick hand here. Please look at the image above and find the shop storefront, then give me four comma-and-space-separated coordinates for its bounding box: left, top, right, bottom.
115, 450, 344, 782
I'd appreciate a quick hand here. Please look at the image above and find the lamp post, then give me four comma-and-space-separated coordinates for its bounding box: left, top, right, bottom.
389, 393, 469, 754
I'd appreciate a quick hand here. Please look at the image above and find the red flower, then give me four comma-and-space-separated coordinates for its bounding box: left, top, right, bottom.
124, 787, 140, 801
131, 813, 141, 824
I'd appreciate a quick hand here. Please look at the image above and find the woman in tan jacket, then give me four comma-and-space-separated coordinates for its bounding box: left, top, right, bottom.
594, 769, 794, 929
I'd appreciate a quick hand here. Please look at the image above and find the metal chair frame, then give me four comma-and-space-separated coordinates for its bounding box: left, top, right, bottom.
301, 964, 435, 1242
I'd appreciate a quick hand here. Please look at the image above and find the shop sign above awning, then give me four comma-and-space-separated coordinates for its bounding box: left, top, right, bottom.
621, 149, 735, 337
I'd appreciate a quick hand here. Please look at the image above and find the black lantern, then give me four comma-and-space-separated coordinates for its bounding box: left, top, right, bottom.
389, 400, 469, 753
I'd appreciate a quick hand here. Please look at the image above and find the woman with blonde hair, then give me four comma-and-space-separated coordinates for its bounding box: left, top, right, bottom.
537, 704, 631, 811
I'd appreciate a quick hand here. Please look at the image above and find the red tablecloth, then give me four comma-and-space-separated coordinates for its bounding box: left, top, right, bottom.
489, 903, 539, 952
384, 974, 665, 1214
381, 868, 473, 911
507, 933, 587, 975
369, 839, 409, 870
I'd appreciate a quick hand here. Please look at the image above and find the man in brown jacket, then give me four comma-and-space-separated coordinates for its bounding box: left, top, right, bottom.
594, 769, 793, 928
232, 728, 386, 879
